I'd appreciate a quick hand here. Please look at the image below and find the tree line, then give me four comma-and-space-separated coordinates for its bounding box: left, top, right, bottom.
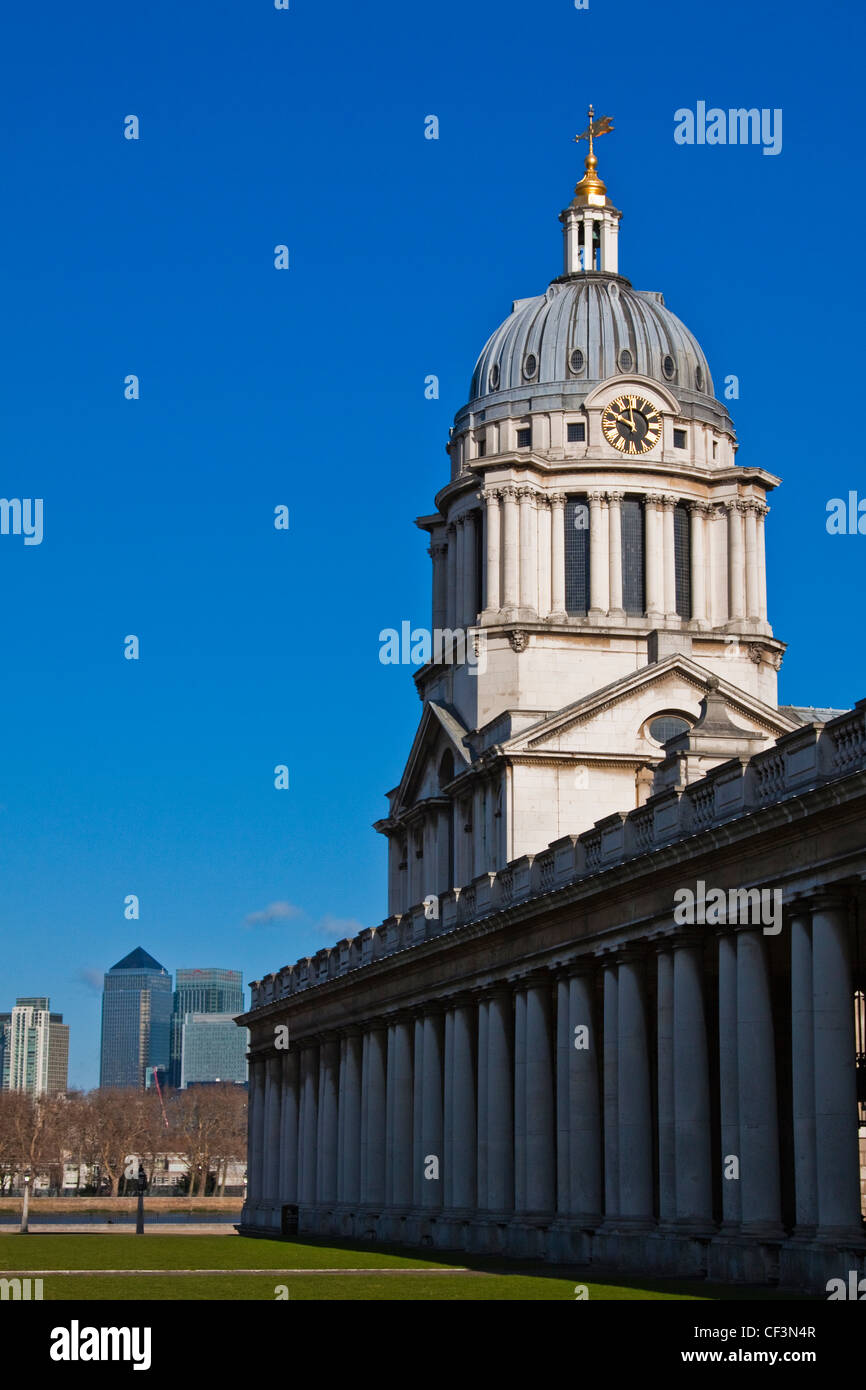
0, 1085, 247, 1197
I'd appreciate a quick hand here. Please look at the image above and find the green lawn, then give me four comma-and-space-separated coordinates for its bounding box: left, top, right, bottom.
0, 1234, 811, 1300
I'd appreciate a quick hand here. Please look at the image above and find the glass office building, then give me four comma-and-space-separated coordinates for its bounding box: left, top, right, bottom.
169, 968, 245, 1087
99, 947, 172, 1089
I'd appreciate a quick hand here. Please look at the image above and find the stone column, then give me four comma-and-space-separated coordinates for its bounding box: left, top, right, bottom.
483, 489, 501, 614
364, 1024, 387, 1209
454, 517, 466, 630
385, 1016, 413, 1210
264, 1053, 284, 1203
443, 1007, 454, 1210
487, 984, 514, 1212
279, 1050, 299, 1203
501, 486, 520, 613
617, 952, 653, 1222
662, 494, 677, 618
656, 947, 676, 1223
299, 1042, 319, 1207
717, 932, 741, 1227
421, 1010, 444, 1210
790, 909, 817, 1233
476, 994, 489, 1211
727, 501, 746, 622
412, 1014, 425, 1208
588, 491, 609, 615
645, 494, 663, 619
525, 973, 555, 1212
431, 541, 448, 632
513, 983, 527, 1211
607, 490, 624, 617
744, 501, 759, 620
556, 975, 571, 1216
451, 999, 477, 1210
536, 495, 552, 618
811, 895, 861, 1234
445, 523, 457, 630
518, 488, 537, 615
340, 1030, 362, 1206
736, 928, 782, 1233
463, 510, 477, 626
689, 501, 708, 628
316, 1038, 339, 1204
602, 959, 619, 1221
756, 504, 768, 622
248, 1056, 266, 1204
566, 967, 602, 1220
673, 937, 713, 1225
550, 493, 567, 619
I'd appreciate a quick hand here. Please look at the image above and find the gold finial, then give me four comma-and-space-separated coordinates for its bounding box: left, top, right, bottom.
572, 105, 614, 205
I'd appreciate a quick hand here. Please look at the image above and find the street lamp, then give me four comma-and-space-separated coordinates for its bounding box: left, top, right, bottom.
135, 1165, 147, 1235
19, 1172, 31, 1234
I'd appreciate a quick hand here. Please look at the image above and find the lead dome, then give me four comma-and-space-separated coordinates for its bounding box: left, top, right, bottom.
468, 274, 716, 407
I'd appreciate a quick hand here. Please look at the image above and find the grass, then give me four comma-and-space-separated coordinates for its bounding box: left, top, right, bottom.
0, 1234, 813, 1300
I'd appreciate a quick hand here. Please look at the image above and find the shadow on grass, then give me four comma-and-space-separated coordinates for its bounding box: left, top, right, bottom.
235, 1227, 815, 1300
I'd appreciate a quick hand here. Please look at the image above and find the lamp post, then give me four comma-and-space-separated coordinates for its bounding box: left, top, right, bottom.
19, 1172, 31, 1234
135, 1165, 147, 1235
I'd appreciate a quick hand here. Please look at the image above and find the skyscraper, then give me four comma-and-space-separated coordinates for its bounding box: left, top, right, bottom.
180, 1014, 248, 1088
169, 968, 245, 1087
0, 997, 69, 1095
99, 948, 172, 1089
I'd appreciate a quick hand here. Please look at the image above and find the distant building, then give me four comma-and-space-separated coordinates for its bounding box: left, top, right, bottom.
0, 997, 69, 1095
99, 947, 171, 1089
169, 968, 245, 1088
180, 1013, 249, 1088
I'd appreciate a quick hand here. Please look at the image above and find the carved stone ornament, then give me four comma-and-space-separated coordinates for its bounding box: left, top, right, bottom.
509, 629, 528, 653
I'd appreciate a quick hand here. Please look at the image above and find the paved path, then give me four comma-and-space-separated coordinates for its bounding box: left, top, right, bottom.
4, 1224, 239, 1235
7, 1266, 476, 1276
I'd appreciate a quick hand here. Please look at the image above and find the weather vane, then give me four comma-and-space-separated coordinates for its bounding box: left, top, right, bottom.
573, 105, 614, 160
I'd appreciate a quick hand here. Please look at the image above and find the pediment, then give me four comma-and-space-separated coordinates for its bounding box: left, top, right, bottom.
388, 701, 471, 820
501, 657, 796, 761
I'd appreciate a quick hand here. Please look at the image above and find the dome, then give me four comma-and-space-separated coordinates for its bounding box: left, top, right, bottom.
467, 272, 717, 409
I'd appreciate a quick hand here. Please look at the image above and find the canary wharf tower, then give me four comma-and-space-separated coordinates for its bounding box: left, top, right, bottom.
239, 116, 866, 1291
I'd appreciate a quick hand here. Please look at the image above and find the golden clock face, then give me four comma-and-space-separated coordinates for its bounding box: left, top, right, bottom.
601, 394, 661, 455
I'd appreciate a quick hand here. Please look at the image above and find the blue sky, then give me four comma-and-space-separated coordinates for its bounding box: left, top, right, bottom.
1, 0, 863, 1087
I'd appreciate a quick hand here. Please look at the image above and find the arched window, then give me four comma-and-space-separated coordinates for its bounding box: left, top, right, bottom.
438, 751, 454, 789
565, 495, 590, 615
674, 503, 691, 618
621, 497, 646, 615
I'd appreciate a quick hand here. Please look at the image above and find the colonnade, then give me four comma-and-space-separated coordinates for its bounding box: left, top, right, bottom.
431, 490, 769, 630
245, 894, 862, 1265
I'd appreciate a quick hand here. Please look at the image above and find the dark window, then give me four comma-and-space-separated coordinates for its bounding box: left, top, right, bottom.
565, 496, 590, 615
695, 365, 704, 390
619, 348, 633, 372
567, 422, 585, 443
517, 427, 531, 448
648, 715, 690, 745
570, 348, 585, 374
523, 353, 537, 379
712, 440, 718, 459
477, 437, 486, 458
662, 354, 676, 380
475, 513, 483, 617
621, 497, 646, 615
674, 503, 691, 618
673, 428, 687, 449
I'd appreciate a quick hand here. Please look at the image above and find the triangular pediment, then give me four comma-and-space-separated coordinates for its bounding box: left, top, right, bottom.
386, 701, 471, 821
501, 657, 797, 760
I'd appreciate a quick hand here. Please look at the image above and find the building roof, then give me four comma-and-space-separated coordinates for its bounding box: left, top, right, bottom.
466, 273, 724, 420
109, 946, 168, 973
